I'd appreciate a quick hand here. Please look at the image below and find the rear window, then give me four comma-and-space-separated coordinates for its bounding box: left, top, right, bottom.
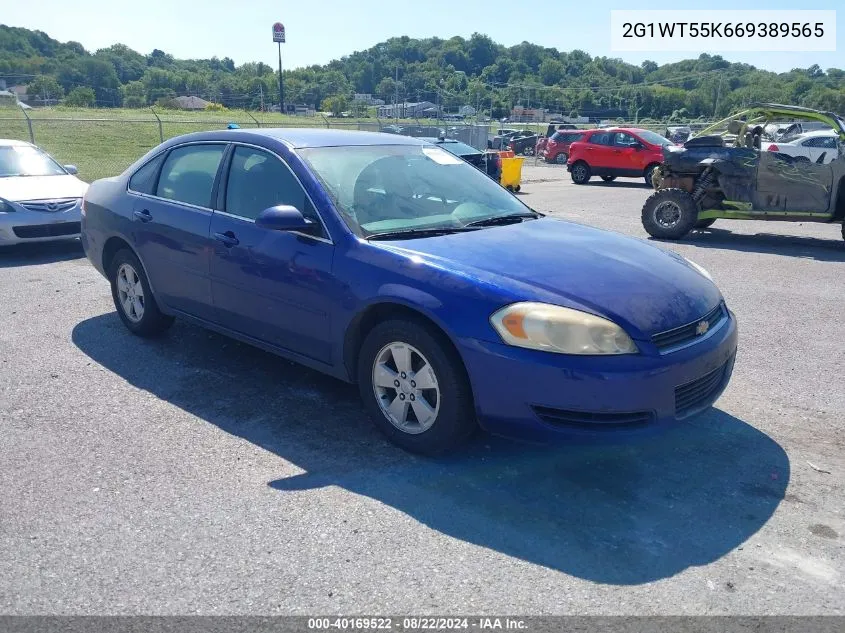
552, 132, 583, 143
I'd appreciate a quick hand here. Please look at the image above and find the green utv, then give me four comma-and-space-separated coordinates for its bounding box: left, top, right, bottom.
641, 104, 845, 242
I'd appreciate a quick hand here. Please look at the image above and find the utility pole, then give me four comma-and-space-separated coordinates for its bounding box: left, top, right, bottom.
272, 22, 286, 114
394, 65, 399, 122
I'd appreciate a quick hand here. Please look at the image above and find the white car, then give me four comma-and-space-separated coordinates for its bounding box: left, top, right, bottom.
764, 130, 840, 165
0, 139, 88, 245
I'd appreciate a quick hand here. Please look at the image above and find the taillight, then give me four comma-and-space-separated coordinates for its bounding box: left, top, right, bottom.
768, 144, 779, 151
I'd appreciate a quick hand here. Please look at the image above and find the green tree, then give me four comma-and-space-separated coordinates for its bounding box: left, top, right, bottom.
27, 75, 64, 102
321, 94, 349, 116
64, 86, 95, 107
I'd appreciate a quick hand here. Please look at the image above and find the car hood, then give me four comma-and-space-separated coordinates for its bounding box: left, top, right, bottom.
376, 218, 722, 338
0, 175, 88, 202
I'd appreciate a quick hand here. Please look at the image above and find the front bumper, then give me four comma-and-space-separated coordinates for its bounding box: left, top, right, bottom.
458, 310, 738, 443
0, 202, 82, 245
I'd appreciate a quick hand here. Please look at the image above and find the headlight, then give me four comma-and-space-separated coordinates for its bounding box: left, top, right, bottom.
0, 198, 14, 213
684, 257, 713, 281
490, 302, 638, 355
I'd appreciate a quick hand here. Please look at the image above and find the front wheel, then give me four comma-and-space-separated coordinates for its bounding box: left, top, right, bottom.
644, 164, 660, 187
109, 249, 174, 337
357, 319, 477, 455
641, 188, 699, 240
570, 161, 591, 184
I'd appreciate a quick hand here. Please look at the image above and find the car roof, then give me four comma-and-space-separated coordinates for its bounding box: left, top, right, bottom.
0, 138, 35, 148
592, 127, 650, 134
164, 128, 432, 150
796, 129, 837, 138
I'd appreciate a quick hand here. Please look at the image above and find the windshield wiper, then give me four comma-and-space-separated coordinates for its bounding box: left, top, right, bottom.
463, 212, 541, 228
366, 226, 479, 241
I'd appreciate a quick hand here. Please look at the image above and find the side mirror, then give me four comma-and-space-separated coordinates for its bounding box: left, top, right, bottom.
255, 205, 314, 232
64, 165, 79, 175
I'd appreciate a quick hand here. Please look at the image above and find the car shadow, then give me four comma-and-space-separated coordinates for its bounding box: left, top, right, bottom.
650, 227, 845, 262
586, 180, 650, 189
72, 313, 789, 585
0, 240, 84, 268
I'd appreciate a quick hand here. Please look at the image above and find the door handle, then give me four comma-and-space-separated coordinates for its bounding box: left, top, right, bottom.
214, 231, 239, 247
133, 209, 153, 222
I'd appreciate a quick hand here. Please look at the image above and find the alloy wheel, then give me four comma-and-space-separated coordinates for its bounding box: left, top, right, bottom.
116, 263, 145, 323
372, 342, 440, 434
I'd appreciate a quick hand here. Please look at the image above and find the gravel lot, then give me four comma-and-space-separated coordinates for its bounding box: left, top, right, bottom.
1, 165, 843, 615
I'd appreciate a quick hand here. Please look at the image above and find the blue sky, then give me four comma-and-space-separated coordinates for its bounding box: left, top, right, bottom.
2, 0, 841, 73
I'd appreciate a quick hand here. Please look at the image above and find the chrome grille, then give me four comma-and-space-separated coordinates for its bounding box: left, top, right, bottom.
19, 198, 79, 213
652, 303, 726, 352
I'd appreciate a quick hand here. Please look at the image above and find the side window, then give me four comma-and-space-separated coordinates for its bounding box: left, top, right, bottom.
128, 153, 165, 194
156, 144, 225, 208
801, 137, 819, 147
225, 146, 324, 235
820, 137, 837, 148
590, 133, 613, 146
614, 132, 637, 146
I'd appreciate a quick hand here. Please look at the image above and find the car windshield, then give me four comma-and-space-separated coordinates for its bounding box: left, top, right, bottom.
435, 140, 480, 156
637, 130, 674, 146
0, 145, 66, 177
298, 144, 533, 238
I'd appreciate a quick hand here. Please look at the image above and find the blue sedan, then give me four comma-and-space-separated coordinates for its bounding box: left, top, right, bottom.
81, 129, 738, 455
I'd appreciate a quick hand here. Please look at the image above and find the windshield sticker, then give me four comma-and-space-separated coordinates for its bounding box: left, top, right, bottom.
422, 146, 463, 165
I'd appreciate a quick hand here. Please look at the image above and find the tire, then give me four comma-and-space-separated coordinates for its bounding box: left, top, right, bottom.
601, 175, 617, 182
570, 161, 591, 184
554, 152, 568, 165
641, 188, 699, 240
644, 164, 660, 187
522, 147, 534, 156
695, 218, 716, 229
357, 319, 476, 455
109, 249, 174, 337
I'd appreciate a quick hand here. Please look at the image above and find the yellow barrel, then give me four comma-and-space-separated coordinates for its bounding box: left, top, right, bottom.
500, 156, 525, 192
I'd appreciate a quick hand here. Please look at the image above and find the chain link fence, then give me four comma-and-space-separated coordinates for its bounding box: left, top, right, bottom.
0, 108, 497, 182
0, 108, 716, 182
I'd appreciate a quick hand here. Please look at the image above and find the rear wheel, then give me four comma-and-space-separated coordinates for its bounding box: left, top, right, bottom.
570, 161, 591, 184
554, 152, 568, 165
357, 319, 477, 455
641, 188, 699, 240
601, 175, 616, 182
109, 249, 174, 337
695, 218, 716, 229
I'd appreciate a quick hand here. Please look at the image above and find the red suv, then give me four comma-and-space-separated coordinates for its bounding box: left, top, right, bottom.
543, 130, 587, 164
566, 128, 671, 185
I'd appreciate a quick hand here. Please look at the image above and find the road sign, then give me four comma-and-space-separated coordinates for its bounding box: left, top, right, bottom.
272, 22, 286, 43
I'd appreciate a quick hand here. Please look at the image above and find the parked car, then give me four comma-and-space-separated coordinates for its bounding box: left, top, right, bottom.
764, 130, 839, 165
546, 123, 578, 137
507, 132, 539, 156
419, 137, 501, 182
81, 128, 738, 455
567, 128, 671, 184
642, 103, 845, 241
543, 130, 588, 164
665, 126, 692, 143
0, 139, 88, 245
